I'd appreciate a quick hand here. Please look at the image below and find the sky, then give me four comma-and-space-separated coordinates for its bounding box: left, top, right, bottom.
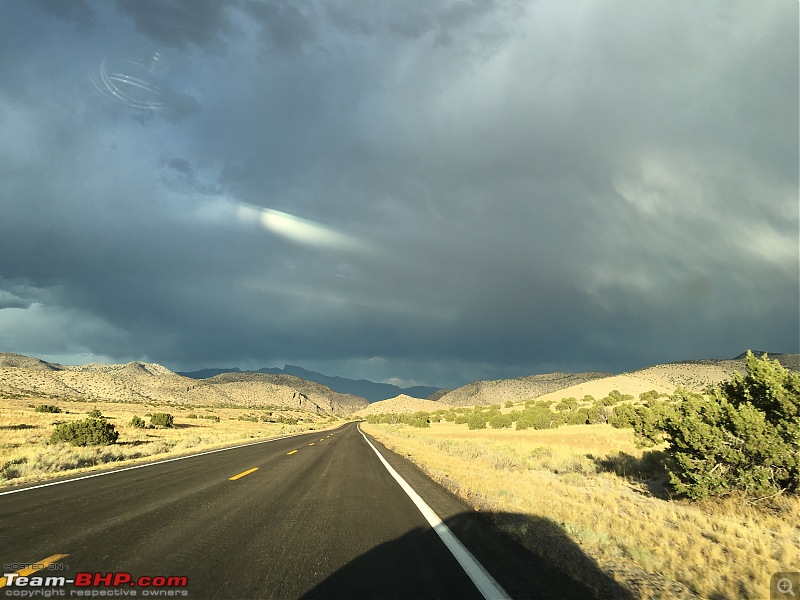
0, 0, 797, 389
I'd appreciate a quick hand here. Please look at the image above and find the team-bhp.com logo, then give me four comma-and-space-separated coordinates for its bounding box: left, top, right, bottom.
3, 572, 188, 597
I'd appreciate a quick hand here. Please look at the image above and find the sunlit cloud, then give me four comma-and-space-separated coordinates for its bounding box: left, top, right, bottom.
235, 203, 370, 253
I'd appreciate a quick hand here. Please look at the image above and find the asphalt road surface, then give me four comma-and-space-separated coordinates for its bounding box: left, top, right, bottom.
1, 422, 600, 599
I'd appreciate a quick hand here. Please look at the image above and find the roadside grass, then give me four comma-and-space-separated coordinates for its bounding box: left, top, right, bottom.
0, 397, 342, 488
362, 421, 800, 600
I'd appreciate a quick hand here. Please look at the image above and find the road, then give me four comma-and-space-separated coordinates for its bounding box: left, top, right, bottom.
1, 422, 597, 599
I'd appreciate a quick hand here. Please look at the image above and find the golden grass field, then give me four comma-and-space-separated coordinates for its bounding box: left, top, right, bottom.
0, 396, 342, 488
362, 420, 800, 600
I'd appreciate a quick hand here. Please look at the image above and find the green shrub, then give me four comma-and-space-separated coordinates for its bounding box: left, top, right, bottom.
633, 398, 680, 446
639, 353, 800, 500
87, 409, 103, 418
129, 415, 146, 428
150, 413, 174, 428
555, 397, 578, 411
639, 389, 662, 403
489, 413, 513, 429
504, 401, 514, 408
516, 407, 557, 430
50, 418, 118, 446
467, 413, 488, 430
609, 403, 639, 429
405, 415, 430, 428
35, 404, 61, 414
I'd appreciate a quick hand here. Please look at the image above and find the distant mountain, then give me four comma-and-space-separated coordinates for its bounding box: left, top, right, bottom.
179, 364, 440, 403
178, 367, 242, 379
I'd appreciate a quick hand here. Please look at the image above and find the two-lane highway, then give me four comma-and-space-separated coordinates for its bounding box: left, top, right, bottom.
1, 422, 595, 599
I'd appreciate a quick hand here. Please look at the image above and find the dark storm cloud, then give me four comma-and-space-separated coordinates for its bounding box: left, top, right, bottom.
33, 0, 94, 26
0, 0, 796, 388
115, 0, 235, 51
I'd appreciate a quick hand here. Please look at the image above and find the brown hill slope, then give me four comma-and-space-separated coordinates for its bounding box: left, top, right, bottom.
0, 352, 63, 371
356, 395, 444, 416
0, 355, 367, 416
437, 353, 799, 407
200, 372, 367, 415
438, 372, 611, 407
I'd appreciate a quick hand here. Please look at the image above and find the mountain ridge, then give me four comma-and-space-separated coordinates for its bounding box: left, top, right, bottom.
0, 353, 367, 416
178, 363, 440, 403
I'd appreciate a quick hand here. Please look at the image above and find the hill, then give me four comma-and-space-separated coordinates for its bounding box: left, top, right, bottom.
437, 352, 799, 407
0, 354, 367, 416
437, 372, 611, 407
179, 363, 440, 402
0, 352, 63, 371
355, 395, 445, 417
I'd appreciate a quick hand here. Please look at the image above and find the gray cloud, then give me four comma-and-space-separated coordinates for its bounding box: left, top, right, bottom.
33, 0, 94, 26
115, 0, 235, 51
0, 0, 796, 388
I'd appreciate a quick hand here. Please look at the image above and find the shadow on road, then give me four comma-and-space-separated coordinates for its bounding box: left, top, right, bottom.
301, 511, 633, 600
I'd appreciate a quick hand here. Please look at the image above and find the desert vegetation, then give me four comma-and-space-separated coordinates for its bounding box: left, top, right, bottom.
0, 397, 341, 487
362, 353, 800, 599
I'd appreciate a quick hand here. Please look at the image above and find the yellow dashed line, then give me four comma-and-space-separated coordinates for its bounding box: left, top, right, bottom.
309, 443, 315, 446
0, 554, 70, 588
229, 467, 259, 481
287, 450, 298, 455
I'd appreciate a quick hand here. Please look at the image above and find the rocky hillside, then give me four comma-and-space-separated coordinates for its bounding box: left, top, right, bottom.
0, 352, 63, 371
0, 353, 367, 416
199, 372, 367, 415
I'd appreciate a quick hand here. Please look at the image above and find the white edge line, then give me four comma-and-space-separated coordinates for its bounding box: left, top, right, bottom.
357, 423, 511, 600
0, 425, 344, 497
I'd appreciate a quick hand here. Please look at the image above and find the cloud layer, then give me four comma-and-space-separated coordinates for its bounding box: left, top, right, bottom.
1, 0, 797, 387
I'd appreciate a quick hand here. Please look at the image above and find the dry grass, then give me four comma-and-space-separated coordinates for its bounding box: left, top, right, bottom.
363, 421, 800, 599
0, 397, 342, 488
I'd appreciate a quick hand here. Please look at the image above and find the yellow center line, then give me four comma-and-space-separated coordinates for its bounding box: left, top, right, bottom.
287, 450, 298, 455
320, 439, 324, 441
229, 467, 259, 481
308, 442, 315, 446
0, 554, 70, 588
